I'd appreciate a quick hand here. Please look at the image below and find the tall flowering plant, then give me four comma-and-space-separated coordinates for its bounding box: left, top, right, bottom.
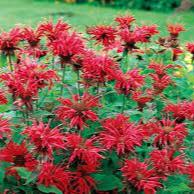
0, 15, 193, 194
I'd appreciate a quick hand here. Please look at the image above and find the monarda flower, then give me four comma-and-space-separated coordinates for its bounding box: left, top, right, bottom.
100, 114, 143, 155
151, 119, 187, 147
150, 149, 185, 176
0, 116, 11, 139
186, 42, 194, 55
115, 14, 135, 29
186, 163, 194, 183
0, 91, 8, 104
172, 48, 183, 61
69, 164, 96, 194
82, 52, 119, 87
121, 159, 162, 194
38, 162, 69, 192
0, 27, 22, 56
0, 142, 38, 174
65, 133, 103, 165
49, 32, 85, 67
167, 24, 185, 38
87, 25, 117, 48
23, 122, 65, 157
55, 93, 100, 130
39, 19, 70, 42
115, 69, 145, 95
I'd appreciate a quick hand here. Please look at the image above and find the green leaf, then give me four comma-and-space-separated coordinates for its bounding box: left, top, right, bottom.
37, 184, 63, 194
16, 167, 32, 180
92, 174, 123, 191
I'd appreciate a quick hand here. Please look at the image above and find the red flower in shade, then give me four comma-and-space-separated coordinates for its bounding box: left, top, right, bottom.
115, 69, 145, 95
82, 52, 119, 87
87, 25, 117, 47
0, 116, 11, 139
69, 164, 96, 194
0, 59, 58, 111
150, 119, 187, 147
0, 27, 22, 56
55, 93, 100, 130
0, 91, 8, 104
65, 133, 103, 165
148, 61, 174, 76
150, 74, 171, 93
49, 32, 85, 66
115, 14, 135, 29
121, 159, 162, 194
39, 19, 70, 41
0, 142, 38, 174
23, 122, 65, 157
150, 149, 185, 176
167, 24, 185, 37
186, 163, 194, 182
100, 114, 143, 155
38, 162, 69, 192
186, 42, 194, 54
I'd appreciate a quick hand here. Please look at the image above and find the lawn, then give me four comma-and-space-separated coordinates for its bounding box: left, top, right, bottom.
0, 0, 194, 42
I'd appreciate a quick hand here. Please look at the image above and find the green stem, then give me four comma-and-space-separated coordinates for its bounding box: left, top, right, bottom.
7, 54, 13, 71
60, 67, 66, 96
76, 70, 81, 96
121, 94, 126, 113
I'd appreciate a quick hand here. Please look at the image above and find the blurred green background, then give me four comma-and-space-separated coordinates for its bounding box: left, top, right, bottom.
0, 0, 193, 42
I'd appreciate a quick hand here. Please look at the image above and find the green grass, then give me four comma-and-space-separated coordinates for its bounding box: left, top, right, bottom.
0, 0, 193, 42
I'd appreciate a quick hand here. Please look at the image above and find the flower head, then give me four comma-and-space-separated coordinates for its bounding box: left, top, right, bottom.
0, 116, 11, 139
186, 42, 194, 54
115, 14, 135, 29
167, 24, 185, 37
0, 91, 8, 104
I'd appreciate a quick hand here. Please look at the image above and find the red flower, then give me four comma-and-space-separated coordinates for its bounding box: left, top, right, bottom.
82, 52, 119, 87
151, 119, 187, 147
167, 24, 185, 37
0, 27, 22, 56
55, 93, 100, 130
87, 25, 117, 47
186, 163, 194, 182
49, 32, 85, 66
0, 142, 37, 173
100, 114, 143, 155
0, 116, 11, 139
148, 61, 174, 76
150, 74, 171, 93
115, 14, 135, 29
172, 48, 183, 61
69, 164, 96, 194
65, 133, 103, 165
150, 149, 185, 176
38, 162, 69, 192
121, 159, 162, 194
23, 122, 65, 157
115, 69, 145, 95
0, 91, 8, 104
39, 19, 70, 41
186, 42, 194, 54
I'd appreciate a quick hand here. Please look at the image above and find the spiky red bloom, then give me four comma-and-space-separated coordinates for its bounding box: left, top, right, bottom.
23, 122, 65, 157
69, 164, 96, 194
186, 163, 194, 182
0, 27, 22, 56
87, 25, 117, 47
151, 119, 187, 147
82, 52, 119, 87
0, 116, 11, 139
0, 91, 8, 104
172, 48, 183, 61
65, 133, 103, 165
186, 42, 194, 54
39, 19, 70, 41
0, 142, 37, 173
55, 93, 100, 130
115, 69, 145, 95
182, 101, 194, 120
100, 114, 143, 155
150, 74, 171, 93
150, 149, 185, 176
115, 15, 135, 29
148, 61, 174, 76
49, 32, 85, 66
0, 59, 58, 110
167, 24, 185, 37
121, 159, 162, 194
38, 162, 69, 192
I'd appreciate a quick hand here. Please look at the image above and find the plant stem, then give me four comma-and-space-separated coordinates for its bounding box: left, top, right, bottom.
121, 94, 126, 113
7, 54, 13, 71
60, 67, 66, 96
76, 70, 81, 96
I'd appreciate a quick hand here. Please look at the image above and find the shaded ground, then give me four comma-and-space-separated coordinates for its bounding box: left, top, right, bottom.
0, 0, 194, 41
